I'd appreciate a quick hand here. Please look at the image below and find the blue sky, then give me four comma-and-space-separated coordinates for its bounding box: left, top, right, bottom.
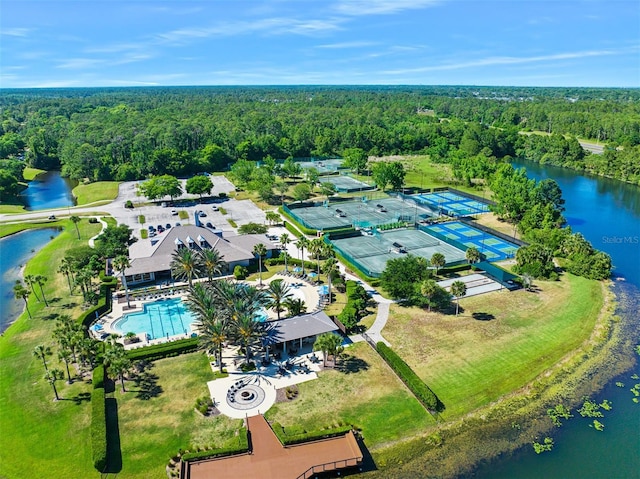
1, 0, 638, 88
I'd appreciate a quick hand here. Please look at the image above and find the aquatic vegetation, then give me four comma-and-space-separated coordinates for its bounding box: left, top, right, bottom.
591, 420, 605, 431
615, 381, 625, 387
578, 398, 604, 418
599, 399, 612, 411
547, 404, 573, 427
533, 437, 554, 454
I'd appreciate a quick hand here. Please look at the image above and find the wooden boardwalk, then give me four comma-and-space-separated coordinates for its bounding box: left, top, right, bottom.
185, 415, 362, 479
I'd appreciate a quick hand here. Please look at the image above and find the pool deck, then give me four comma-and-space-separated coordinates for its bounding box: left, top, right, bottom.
92, 274, 322, 350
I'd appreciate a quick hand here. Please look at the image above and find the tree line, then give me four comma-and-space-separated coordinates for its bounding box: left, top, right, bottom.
1, 86, 638, 202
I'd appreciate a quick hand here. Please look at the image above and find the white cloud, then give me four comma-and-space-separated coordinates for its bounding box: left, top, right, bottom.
156, 17, 343, 45
56, 58, 104, 70
382, 48, 628, 75
0, 27, 32, 37
316, 41, 377, 49
332, 0, 442, 16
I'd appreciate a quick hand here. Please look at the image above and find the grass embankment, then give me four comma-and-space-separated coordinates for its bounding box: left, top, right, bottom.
72, 181, 119, 205
266, 342, 435, 445
0, 218, 63, 238
23, 167, 46, 181
0, 219, 102, 478
384, 273, 602, 418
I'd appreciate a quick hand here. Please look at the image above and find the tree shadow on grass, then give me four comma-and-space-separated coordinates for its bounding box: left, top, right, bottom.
472, 312, 496, 321
336, 354, 369, 374
67, 391, 91, 405
41, 312, 61, 321
131, 362, 163, 400
104, 397, 122, 473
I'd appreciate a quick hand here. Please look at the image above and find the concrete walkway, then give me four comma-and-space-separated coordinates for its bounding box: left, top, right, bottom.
87, 216, 107, 248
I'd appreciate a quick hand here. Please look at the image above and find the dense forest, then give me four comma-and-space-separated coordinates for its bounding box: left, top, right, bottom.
0, 86, 639, 200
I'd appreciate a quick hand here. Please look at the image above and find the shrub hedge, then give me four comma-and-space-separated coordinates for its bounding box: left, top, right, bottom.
92, 364, 105, 390
125, 337, 199, 361
270, 422, 353, 446
279, 208, 317, 236
77, 282, 115, 329
181, 429, 249, 462
91, 387, 107, 472
376, 342, 440, 411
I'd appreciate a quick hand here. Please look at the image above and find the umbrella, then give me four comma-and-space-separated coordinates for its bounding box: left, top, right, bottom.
318, 285, 329, 296
308, 272, 317, 278
293, 267, 302, 273
91, 324, 103, 331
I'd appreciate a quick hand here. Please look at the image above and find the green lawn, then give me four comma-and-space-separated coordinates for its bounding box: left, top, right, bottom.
72, 181, 120, 205
114, 353, 243, 477
265, 342, 434, 446
384, 273, 603, 418
23, 167, 46, 181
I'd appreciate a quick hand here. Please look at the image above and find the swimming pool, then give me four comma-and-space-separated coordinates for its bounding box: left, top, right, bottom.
113, 298, 195, 340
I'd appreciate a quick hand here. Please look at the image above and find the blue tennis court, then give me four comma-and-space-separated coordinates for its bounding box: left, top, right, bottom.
422, 221, 519, 261
413, 192, 490, 216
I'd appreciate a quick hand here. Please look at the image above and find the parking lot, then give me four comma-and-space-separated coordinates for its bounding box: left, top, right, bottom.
109, 177, 266, 240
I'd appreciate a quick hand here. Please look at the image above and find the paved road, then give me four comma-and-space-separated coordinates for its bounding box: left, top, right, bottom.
1, 177, 266, 241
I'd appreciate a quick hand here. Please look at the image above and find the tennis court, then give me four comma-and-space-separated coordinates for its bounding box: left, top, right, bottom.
413, 191, 490, 216
297, 158, 344, 175
321, 175, 374, 193
286, 197, 435, 231
422, 221, 519, 261
329, 228, 466, 277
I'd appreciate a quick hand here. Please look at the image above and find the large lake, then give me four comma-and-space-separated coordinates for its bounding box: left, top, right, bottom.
472, 160, 640, 479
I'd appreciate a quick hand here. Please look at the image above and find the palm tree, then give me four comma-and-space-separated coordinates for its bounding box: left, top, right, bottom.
33, 345, 52, 372
13, 282, 32, 319
58, 349, 74, 384
199, 319, 228, 374
34, 275, 49, 307
171, 247, 203, 287
113, 255, 132, 308
253, 243, 267, 287
450, 280, 467, 316
70, 215, 81, 239
265, 211, 281, 225
58, 259, 74, 294
24, 274, 41, 301
44, 369, 64, 401
465, 246, 481, 264
296, 237, 310, 275
421, 279, 439, 312
104, 345, 132, 393
266, 279, 293, 320
198, 248, 224, 283
75, 267, 93, 302
279, 233, 291, 272
232, 313, 265, 363
284, 297, 307, 317
313, 333, 343, 367
430, 252, 446, 275
309, 238, 326, 277
322, 257, 339, 304
522, 273, 533, 291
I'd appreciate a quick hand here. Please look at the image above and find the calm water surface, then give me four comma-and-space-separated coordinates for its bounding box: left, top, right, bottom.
20, 170, 75, 211
0, 228, 60, 332
471, 160, 640, 479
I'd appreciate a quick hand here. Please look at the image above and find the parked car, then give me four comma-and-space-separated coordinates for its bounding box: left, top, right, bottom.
198, 211, 207, 217
211, 206, 219, 212
205, 222, 214, 228
165, 223, 172, 229
171, 209, 178, 215
175, 222, 181, 227
148, 225, 155, 231
48, 215, 56, 220
157, 225, 164, 232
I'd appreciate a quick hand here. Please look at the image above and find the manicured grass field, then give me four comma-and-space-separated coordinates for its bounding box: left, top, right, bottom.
72, 181, 120, 205
265, 342, 434, 445
23, 167, 46, 181
383, 273, 603, 418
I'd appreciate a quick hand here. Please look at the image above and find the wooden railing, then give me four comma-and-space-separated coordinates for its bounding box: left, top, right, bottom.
295, 457, 362, 479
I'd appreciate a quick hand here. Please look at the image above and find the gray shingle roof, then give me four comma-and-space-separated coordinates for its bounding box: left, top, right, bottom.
269, 311, 339, 343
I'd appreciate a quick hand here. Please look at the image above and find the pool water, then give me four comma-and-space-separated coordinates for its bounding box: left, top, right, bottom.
114, 298, 195, 340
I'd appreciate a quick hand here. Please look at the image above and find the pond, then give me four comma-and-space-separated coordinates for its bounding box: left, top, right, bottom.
0, 228, 60, 332
20, 170, 76, 211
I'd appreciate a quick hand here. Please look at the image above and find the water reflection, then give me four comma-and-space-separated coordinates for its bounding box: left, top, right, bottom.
20, 171, 76, 211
